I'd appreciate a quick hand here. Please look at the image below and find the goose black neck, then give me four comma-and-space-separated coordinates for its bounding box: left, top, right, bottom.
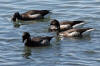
25, 37, 32, 46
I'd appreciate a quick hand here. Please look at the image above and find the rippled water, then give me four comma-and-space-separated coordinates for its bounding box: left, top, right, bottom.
0, 0, 100, 66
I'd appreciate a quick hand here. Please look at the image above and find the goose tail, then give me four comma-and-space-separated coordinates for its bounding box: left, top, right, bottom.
73, 21, 86, 28
86, 28, 95, 32
82, 28, 95, 35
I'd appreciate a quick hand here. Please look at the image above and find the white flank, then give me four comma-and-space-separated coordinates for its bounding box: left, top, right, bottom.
82, 28, 95, 35
73, 22, 85, 28
41, 40, 49, 44
60, 24, 70, 29
59, 31, 80, 37
29, 14, 41, 18
68, 31, 80, 37
59, 33, 64, 36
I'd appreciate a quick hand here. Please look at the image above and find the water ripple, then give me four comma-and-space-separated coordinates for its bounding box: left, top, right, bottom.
0, 0, 100, 66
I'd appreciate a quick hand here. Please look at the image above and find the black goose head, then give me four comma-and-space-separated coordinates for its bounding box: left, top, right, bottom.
49, 19, 60, 31
12, 12, 21, 22
22, 32, 31, 43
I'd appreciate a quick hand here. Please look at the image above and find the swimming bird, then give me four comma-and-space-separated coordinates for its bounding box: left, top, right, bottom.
22, 32, 53, 47
58, 28, 95, 37
49, 19, 85, 32
12, 10, 50, 22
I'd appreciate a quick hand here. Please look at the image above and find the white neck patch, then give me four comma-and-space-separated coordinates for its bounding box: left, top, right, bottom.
50, 25, 57, 29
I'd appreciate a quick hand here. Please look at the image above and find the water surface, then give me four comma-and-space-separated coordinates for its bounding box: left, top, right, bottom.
0, 0, 100, 66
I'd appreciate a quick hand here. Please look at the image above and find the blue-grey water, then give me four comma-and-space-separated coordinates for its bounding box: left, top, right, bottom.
0, 0, 100, 66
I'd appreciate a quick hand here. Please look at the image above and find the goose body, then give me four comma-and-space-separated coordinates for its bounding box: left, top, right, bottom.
49, 19, 85, 32
22, 32, 53, 47
59, 28, 95, 37
12, 10, 50, 22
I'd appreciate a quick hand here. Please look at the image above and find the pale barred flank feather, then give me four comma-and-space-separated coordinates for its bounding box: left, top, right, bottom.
28, 14, 41, 18
73, 22, 85, 28
59, 28, 95, 37
41, 40, 49, 44
67, 31, 80, 37
59, 31, 80, 37
59, 33, 64, 36
60, 24, 71, 29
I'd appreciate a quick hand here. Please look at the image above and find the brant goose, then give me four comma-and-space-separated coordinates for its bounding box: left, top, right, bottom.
22, 32, 53, 47
58, 28, 95, 37
12, 10, 50, 22
49, 19, 85, 32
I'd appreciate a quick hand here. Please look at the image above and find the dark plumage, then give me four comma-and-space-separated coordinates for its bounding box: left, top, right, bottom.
59, 28, 95, 37
12, 10, 50, 22
22, 32, 53, 47
49, 19, 85, 32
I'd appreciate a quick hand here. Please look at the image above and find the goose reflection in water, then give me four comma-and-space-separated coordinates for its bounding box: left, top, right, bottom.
23, 46, 32, 59
22, 46, 53, 59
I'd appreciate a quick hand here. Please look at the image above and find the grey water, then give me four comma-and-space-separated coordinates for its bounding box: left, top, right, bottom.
0, 0, 100, 66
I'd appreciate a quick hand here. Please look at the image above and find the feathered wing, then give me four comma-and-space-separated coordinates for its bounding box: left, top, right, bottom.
72, 22, 85, 28
59, 21, 85, 30
59, 28, 95, 37
31, 36, 53, 45
23, 10, 50, 16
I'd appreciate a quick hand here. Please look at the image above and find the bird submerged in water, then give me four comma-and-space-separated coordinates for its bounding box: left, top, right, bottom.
12, 10, 50, 22
22, 32, 53, 47
49, 19, 85, 32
